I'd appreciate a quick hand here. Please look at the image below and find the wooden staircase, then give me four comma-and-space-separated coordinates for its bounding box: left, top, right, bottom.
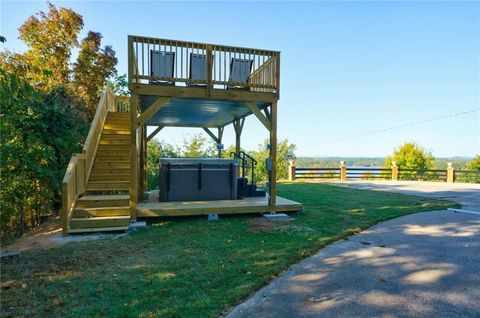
64, 110, 132, 234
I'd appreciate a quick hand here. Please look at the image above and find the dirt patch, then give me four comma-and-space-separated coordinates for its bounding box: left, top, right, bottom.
247, 218, 292, 233
1, 217, 62, 252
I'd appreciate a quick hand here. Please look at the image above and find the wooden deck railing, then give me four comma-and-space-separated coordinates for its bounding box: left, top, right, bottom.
128, 35, 280, 94
61, 87, 128, 234
290, 162, 480, 184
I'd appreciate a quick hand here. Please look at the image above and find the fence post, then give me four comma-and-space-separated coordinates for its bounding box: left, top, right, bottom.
447, 162, 454, 183
340, 161, 347, 181
288, 161, 296, 181
391, 161, 398, 181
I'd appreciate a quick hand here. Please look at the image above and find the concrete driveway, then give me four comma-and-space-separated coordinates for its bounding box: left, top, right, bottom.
227, 182, 480, 317
327, 180, 480, 211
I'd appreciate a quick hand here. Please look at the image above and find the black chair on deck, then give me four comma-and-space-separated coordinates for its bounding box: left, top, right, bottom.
227, 58, 253, 90
150, 50, 175, 86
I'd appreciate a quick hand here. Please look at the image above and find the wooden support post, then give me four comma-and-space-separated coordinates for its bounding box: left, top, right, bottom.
269, 101, 277, 208
130, 94, 139, 219
391, 161, 398, 181
137, 97, 171, 127
147, 126, 164, 142
217, 127, 224, 158
447, 162, 455, 183
233, 118, 245, 154
289, 161, 296, 181
139, 124, 144, 195
142, 125, 147, 193
245, 102, 271, 131
340, 161, 347, 181
202, 127, 220, 144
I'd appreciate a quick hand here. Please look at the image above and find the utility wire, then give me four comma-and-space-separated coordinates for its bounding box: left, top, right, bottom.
299, 108, 480, 149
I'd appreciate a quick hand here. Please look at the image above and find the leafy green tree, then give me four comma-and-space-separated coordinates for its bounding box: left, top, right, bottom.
147, 140, 179, 190
1, 3, 117, 119
179, 133, 216, 158
0, 70, 88, 237
252, 139, 296, 182
385, 142, 434, 170
465, 155, 480, 170
106, 71, 129, 96
73, 31, 117, 116
18, 2, 83, 92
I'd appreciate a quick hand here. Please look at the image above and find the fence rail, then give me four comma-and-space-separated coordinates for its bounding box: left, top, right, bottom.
290, 162, 479, 184
455, 170, 480, 184
128, 35, 280, 93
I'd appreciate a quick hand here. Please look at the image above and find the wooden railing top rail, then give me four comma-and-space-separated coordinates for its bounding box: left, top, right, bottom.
129, 35, 280, 55
128, 35, 280, 95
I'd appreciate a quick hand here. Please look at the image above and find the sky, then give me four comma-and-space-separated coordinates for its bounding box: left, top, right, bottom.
1, 0, 479, 158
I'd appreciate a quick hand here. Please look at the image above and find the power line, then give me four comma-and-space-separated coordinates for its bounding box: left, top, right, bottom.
299, 108, 480, 149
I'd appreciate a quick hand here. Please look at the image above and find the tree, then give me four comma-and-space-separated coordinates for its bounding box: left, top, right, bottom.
385, 142, 434, 169
18, 2, 83, 92
2, 2, 118, 119
465, 155, 480, 170
146, 140, 178, 190
179, 133, 216, 158
73, 31, 117, 116
0, 70, 88, 237
251, 139, 296, 182
106, 71, 129, 96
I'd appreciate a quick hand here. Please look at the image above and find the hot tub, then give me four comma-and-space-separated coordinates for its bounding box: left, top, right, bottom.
158, 158, 239, 202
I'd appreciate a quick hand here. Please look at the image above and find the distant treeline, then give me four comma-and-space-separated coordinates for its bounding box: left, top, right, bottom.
295, 157, 474, 169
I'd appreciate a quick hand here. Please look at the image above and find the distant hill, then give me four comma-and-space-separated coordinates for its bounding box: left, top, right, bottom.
295, 157, 473, 169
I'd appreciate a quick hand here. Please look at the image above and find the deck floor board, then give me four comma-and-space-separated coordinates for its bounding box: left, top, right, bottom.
136, 195, 302, 217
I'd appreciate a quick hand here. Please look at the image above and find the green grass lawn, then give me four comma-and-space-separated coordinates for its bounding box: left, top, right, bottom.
1, 183, 459, 317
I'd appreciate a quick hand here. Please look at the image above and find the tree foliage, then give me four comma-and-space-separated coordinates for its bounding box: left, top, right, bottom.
73, 31, 117, 115
1, 2, 117, 119
385, 142, 434, 170
18, 2, 83, 92
146, 140, 179, 190
250, 139, 296, 182
0, 70, 88, 237
0, 3, 114, 237
179, 134, 216, 158
465, 155, 480, 170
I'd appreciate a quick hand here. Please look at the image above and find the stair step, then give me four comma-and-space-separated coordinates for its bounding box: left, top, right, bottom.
86, 190, 130, 196
104, 122, 130, 128
92, 168, 130, 175
102, 127, 130, 136
100, 134, 131, 139
96, 150, 131, 157
77, 194, 130, 208
87, 181, 130, 190
94, 156, 130, 162
67, 226, 129, 234
97, 145, 130, 151
89, 174, 130, 182
99, 139, 130, 145
69, 216, 131, 229
73, 206, 130, 217
93, 162, 130, 169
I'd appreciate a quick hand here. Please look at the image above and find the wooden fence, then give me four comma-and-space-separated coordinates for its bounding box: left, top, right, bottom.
289, 161, 480, 184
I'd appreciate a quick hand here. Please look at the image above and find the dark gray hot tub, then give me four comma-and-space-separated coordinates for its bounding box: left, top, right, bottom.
158, 158, 239, 202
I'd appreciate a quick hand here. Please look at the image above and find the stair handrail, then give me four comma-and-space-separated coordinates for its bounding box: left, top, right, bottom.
61, 86, 118, 234
230, 152, 247, 178
238, 151, 257, 195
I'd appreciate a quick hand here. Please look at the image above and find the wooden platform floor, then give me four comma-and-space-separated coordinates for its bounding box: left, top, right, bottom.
136, 194, 303, 217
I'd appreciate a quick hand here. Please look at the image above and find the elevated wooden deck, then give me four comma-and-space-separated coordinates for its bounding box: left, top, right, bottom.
137, 195, 302, 217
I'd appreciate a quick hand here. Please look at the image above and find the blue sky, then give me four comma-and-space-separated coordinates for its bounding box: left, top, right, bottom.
1, 1, 479, 158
